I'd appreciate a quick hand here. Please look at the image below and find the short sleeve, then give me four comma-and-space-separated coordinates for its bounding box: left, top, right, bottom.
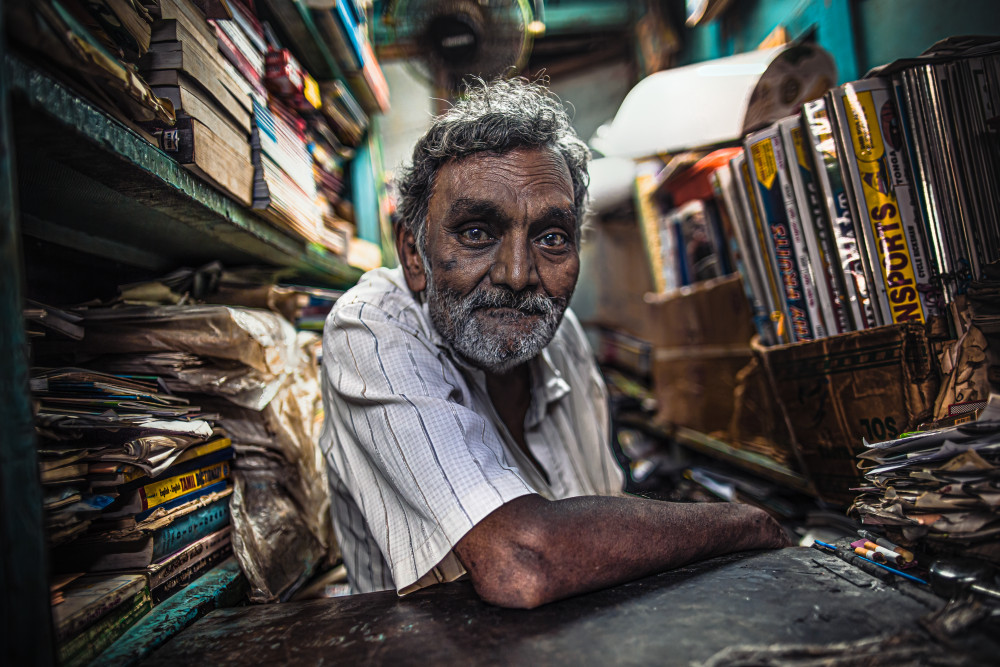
320, 298, 536, 593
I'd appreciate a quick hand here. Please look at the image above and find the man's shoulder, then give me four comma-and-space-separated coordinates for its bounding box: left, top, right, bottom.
331, 267, 421, 323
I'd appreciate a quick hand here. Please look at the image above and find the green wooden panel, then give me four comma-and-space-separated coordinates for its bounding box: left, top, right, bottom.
0, 11, 55, 667
93, 558, 247, 667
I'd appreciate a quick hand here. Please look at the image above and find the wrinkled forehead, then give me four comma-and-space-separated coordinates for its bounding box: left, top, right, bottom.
428, 145, 574, 210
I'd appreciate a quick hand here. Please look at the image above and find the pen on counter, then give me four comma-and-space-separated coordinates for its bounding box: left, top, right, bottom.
856, 555, 928, 585
812, 539, 837, 551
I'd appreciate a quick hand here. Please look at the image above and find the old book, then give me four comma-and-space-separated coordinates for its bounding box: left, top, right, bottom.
151, 531, 233, 603
145, 526, 231, 591
53, 573, 147, 642
142, 35, 250, 131
801, 98, 879, 330
53, 493, 232, 572
778, 115, 851, 335
828, 78, 943, 325
155, 0, 219, 56
745, 122, 826, 342
102, 455, 233, 522
152, 76, 250, 141
58, 585, 152, 667
157, 115, 253, 206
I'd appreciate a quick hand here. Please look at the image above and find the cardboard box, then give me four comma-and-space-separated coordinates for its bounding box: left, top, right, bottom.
757, 324, 940, 505
728, 353, 798, 472
587, 214, 656, 339
646, 274, 755, 437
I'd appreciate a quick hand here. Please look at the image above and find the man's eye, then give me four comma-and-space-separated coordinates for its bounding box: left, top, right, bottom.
460, 228, 492, 243
539, 232, 568, 249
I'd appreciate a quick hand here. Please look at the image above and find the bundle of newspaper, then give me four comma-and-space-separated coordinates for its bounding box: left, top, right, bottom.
850, 394, 1000, 565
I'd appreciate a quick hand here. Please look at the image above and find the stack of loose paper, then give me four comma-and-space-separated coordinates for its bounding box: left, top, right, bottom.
851, 394, 1000, 565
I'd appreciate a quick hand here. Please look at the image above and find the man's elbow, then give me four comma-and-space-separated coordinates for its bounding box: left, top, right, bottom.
462, 527, 559, 609
468, 561, 553, 609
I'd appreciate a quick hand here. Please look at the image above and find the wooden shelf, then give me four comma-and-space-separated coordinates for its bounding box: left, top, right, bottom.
7, 54, 363, 288
673, 427, 815, 495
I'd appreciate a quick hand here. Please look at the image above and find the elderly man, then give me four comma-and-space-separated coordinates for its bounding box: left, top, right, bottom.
319, 77, 787, 609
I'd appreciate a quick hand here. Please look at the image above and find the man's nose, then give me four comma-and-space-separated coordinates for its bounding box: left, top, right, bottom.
490, 235, 539, 292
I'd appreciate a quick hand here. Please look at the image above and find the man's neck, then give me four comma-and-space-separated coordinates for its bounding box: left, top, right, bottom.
486, 364, 548, 477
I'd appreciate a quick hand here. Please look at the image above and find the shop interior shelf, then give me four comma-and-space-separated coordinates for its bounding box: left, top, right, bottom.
7, 53, 362, 288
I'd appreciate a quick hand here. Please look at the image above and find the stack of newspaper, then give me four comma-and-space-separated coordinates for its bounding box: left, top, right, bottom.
850, 394, 1000, 565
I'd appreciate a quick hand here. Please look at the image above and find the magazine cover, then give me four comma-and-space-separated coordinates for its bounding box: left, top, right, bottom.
730, 151, 788, 344
801, 98, 877, 330
778, 115, 850, 335
744, 124, 824, 342
828, 78, 944, 325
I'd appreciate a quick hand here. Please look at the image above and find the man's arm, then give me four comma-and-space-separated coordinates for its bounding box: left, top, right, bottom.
454, 494, 789, 609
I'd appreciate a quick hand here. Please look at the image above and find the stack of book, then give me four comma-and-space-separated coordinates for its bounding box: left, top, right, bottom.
712, 38, 1000, 346
266, 51, 372, 256
851, 394, 1000, 567
32, 366, 233, 665
310, 0, 390, 114
9, 0, 174, 125
142, 0, 257, 206
68, 295, 335, 602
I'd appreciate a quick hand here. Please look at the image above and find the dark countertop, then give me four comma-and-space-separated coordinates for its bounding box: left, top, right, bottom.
141, 547, 994, 666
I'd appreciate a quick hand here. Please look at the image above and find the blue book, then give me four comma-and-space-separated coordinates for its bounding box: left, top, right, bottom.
53, 496, 232, 571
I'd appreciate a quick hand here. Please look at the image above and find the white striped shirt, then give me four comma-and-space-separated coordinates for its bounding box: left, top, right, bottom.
319, 267, 625, 595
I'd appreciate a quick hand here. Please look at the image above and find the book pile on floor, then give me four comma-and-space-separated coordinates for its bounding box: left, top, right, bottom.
709, 37, 1000, 348
850, 393, 1000, 567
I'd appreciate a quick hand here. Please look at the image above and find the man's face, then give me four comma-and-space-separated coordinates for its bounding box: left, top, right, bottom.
421, 145, 580, 374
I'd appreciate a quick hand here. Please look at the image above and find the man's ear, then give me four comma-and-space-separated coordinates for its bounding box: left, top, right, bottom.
395, 226, 427, 293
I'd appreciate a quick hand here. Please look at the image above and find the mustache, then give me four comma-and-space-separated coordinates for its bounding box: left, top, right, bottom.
466, 288, 563, 315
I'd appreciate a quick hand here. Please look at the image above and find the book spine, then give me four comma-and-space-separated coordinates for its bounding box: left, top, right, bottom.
211, 20, 265, 94
58, 587, 152, 667
802, 98, 878, 329
135, 480, 231, 522
712, 165, 775, 345
774, 117, 828, 339
56, 575, 147, 641
745, 127, 817, 343
228, 0, 268, 54
830, 78, 943, 325
148, 527, 231, 590
141, 460, 232, 512
730, 153, 779, 320
151, 540, 234, 604
899, 65, 966, 299
633, 173, 666, 293
783, 118, 851, 334
152, 496, 231, 561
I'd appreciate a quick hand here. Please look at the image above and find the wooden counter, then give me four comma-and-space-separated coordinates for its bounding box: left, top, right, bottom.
141, 547, 996, 665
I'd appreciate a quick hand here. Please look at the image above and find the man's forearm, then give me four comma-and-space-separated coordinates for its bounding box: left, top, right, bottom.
454, 494, 789, 609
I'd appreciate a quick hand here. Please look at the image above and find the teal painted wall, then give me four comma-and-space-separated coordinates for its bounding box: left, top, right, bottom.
673, 0, 1000, 84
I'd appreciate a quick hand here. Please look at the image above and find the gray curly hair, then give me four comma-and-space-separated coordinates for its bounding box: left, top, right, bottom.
395, 77, 591, 254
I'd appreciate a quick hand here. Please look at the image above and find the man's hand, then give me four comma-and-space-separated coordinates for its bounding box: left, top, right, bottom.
454, 494, 790, 609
